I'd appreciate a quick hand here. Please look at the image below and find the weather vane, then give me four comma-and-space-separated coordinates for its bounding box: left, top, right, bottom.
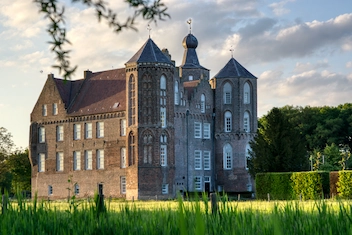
187, 18, 192, 33
147, 24, 152, 38
230, 46, 234, 58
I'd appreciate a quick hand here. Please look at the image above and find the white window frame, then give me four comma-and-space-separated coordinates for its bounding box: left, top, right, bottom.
244, 82, 250, 104
74, 124, 81, 140
48, 185, 53, 195
162, 184, 169, 194
74, 184, 79, 195
85, 123, 92, 139
97, 122, 104, 138
244, 111, 250, 133
97, 149, 104, 169
85, 150, 92, 170
39, 127, 45, 143
175, 81, 179, 105
200, 94, 205, 113
194, 176, 202, 191
194, 150, 202, 170
121, 147, 126, 168
224, 111, 232, 132
56, 152, 64, 171
224, 82, 232, 104
120, 119, 126, 136
57, 125, 64, 141
73, 151, 81, 171
194, 122, 202, 138
42, 104, 47, 116
203, 123, 210, 139
160, 107, 166, 128
223, 144, 233, 170
38, 153, 45, 172
160, 144, 167, 166
204, 151, 211, 170
53, 103, 58, 115
121, 176, 126, 194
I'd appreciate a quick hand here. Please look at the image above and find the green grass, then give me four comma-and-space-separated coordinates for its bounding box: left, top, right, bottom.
1, 194, 352, 234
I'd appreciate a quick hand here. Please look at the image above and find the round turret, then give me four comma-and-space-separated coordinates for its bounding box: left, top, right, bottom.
182, 34, 198, 49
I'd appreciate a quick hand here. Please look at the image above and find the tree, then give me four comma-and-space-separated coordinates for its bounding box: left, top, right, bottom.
248, 108, 309, 177
0, 127, 14, 193
34, 0, 170, 79
7, 149, 31, 194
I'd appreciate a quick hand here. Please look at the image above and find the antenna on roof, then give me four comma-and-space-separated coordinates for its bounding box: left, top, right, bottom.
187, 18, 192, 34
147, 24, 152, 38
230, 45, 234, 58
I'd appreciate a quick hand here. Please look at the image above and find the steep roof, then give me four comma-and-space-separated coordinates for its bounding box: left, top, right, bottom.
180, 34, 208, 70
214, 58, 256, 79
67, 68, 126, 116
126, 38, 172, 64
54, 79, 84, 109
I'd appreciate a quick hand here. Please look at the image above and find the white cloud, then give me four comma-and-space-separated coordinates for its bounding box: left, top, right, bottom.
269, 0, 295, 16
346, 61, 352, 68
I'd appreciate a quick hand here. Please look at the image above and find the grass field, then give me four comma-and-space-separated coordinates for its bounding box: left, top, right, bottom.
1, 194, 352, 234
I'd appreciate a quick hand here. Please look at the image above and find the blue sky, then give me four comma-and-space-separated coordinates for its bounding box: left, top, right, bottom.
1, 0, 352, 149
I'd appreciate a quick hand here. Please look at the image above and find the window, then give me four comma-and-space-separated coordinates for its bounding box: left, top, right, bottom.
224, 111, 232, 132
143, 134, 153, 164
120, 119, 126, 136
97, 122, 104, 138
57, 125, 64, 141
97, 149, 104, 169
38, 153, 45, 172
175, 81, 179, 105
129, 75, 136, 125
203, 123, 210, 139
204, 176, 211, 183
244, 82, 250, 104
56, 152, 64, 171
204, 151, 211, 170
244, 111, 250, 132
85, 150, 92, 170
74, 124, 81, 140
160, 75, 167, 128
74, 184, 79, 195
245, 144, 251, 170
129, 133, 135, 166
224, 82, 232, 104
48, 185, 53, 195
200, 94, 205, 113
42, 104, 47, 116
194, 176, 202, 190
160, 145, 167, 166
223, 144, 233, 169
162, 184, 168, 194
39, 127, 45, 143
189, 75, 193, 81
121, 176, 126, 194
194, 122, 202, 138
121, 147, 126, 168
73, 151, 81, 171
85, 123, 92, 139
53, 103, 58, 115
194, 150, 202, 170
160, 107, 166, 128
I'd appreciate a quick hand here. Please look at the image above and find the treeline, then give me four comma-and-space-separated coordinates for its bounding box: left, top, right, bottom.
249, 103, 352, 176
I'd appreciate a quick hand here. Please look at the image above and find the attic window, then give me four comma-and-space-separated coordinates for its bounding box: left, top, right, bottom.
113, 102, 120, 108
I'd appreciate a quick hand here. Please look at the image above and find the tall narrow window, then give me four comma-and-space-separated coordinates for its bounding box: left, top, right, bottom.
97, 122, 104, 138
244, 111, 250, 132
129, 75, 136, 125
53, 103, 58, 115
200, 94, 205, 113
97, 149, 104, 169
143, 133, 153, 164
160, 144, 167, 167
74, 184, 79, 195
223, 144, 233, 169
85, 123, 92, 139
74, 124, 81, 140
120, 119, 126, 136
129, 133, 135, 166
85, 150, 92, 170
121, 147, 126, 168
160, 75, 167, 128
160, 107, 166, 128
39, 127, 45, 143
73, 151, 81, 171
38, 153, 45, 172
203, 123, 210, 139
244, 82, 250, 104
223, 82, 232, 104
194, 150, 202, 170
42, 104, 47, 116
204, 151, 211, 170
120, 176, 126, 194
245, 144, 251, 170
142, 74, 153, 124
162, 184, 169, 194
224, 111, 232, 132
57, 125, 64, 141
194, 122, 202, 138
48, 185, 53, 195
174, 81, 179, 105
56, 152, 64, 171
194, 176, 202, 190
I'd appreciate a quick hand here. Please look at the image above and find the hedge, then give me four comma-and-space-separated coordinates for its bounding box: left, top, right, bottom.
291, 171, 330, 200
337, 170, 352, 199
255, 172, 294, 200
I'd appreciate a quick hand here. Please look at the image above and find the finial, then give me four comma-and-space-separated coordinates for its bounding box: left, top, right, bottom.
230, 46, 234, 58
187, 18, 192, 33
147, 24, 152, 38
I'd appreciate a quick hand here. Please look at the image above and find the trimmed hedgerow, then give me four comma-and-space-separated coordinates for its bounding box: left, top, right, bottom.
291, 171, 330, 200
255, 172, 294, 200
337, 170, 352, 199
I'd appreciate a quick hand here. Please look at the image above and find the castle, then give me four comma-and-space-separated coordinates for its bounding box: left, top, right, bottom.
29, 29, 257, 200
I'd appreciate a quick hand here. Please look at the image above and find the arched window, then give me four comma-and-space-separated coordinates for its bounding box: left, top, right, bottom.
223, 82, 232, 104
223, 143, 232, 169
160, 75, 167, 128
143, 133, 153, 164
224, 111, 232, 132
160, 133, 167, 166
200, 94, 205, 113
244, 82, 250, 104
129, 132, 135, 166
245, 144, 251, 170
175, 81, 179, 105
244, 111, 250, 132
142, 74, 152, 124
129, 75, 136, 125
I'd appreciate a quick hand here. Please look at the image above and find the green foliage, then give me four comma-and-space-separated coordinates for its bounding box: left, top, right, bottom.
255, 172, 294, 200
34, 0, 170, 79
337, 170, 352, 199
291, 172, 330, 200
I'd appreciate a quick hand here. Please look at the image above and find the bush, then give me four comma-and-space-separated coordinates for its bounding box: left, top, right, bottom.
255, 172, 293, 200
291, 171, 329, 200
337, 170, 352, 199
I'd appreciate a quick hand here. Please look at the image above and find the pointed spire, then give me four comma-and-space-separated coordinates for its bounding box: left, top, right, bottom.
187, 18, 192, 34
147, 24, 152, 38
230, 46, 234, 58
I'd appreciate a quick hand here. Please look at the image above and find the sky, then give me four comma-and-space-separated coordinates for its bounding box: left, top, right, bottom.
0, 0, 352, 149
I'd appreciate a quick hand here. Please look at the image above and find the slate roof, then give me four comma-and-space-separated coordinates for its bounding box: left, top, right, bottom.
54, 79, 84, 109
126, 38, 173, 65
180, 34, 208, 70
214, 58, 256, 79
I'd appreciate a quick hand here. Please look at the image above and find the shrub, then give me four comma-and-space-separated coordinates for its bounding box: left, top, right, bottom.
337, 170, 352, 198
291, 171, 329, 200
255, 172, 293, 200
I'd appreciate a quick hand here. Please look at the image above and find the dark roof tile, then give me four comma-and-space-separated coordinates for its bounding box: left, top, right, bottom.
214, 58, 256, 79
